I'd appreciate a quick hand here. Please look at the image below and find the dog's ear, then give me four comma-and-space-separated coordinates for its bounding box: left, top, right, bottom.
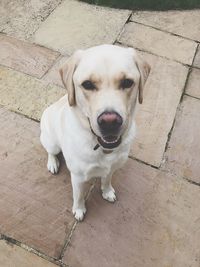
59, 50, 83, 106
128, 48, 151, 104
135, 53, 151, 104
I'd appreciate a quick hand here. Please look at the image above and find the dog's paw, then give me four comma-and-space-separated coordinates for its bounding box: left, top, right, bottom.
102, 187, 116, 202
47, 154, 60, 174
72, 207, 87, 221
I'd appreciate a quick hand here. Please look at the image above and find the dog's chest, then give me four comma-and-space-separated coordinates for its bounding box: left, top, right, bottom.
85, 150, 128, 180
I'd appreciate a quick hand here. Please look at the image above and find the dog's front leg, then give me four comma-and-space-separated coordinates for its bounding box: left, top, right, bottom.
71, 173, 87, 221
101, 172, 116, 202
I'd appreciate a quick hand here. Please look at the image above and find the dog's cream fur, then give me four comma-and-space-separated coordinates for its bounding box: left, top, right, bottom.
40, 45, 150, 221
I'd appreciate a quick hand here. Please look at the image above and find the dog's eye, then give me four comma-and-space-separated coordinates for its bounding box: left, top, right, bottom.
120, 79, 134, 89
81, 80, 96, 90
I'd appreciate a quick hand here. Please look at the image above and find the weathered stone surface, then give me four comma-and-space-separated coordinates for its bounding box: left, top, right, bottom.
119, 22, 197, 65
163, 96, 200, 183
131, 10, 200, 41
0, 0, 62, 40
64, 159, 200, 267
0, 34, 59, 78
186, 68, 200, 99
33, 0, 130, 54
193, 45, 200, 68
0, 107, 74, 258
43, 55, 69, 87
0, 240, 57, 267
131, 52, 188, 167
0, 66, 65, 121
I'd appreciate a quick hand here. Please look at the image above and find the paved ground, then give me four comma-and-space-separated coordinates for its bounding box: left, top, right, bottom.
0, 1, 200, 266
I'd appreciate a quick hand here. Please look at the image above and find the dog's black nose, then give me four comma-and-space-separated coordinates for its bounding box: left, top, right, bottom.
97, 111, 123, 135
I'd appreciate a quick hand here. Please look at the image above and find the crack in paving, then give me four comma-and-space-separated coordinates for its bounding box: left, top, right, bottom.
58, 180, 96, 261
180, 52, 199, 102
115, 12, 133, 43
28, 0, 64, 41
129, 155, 200, 189
183, 177, 200, 187
116, 40, 196, 68
128, 155, 159, 170
0, 104, 40, 123
0, 234, 65, 266
161, 44, 199, 168
185, 93, 200, 101
40, 52, 61, 79
130, 18, 200, 44
191, 65, 200, 71
58, 221, 78, 260
162, 168, 200, 188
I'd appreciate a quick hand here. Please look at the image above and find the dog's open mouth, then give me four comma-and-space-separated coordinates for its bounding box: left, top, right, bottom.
97, 135, 121, 149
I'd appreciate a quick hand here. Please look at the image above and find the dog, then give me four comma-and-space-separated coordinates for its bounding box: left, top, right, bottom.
40, 44, 150, 221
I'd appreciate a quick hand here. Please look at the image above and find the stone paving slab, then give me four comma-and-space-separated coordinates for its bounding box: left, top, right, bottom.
0, 0, 62, 40
131, 10, 200, 41
0, 66, 65, 121
0, 240, 57, 267
163, 96, 200, 184
0, 34, 59, 78
64, 159, 200, 267
131, 51, 188, 167
119, 22, 197, 65
0, 107, 74, 258
33, 0, 131, 54
43, 55, 69, 87
186, 68, 200, 99
193, 45, 200, 68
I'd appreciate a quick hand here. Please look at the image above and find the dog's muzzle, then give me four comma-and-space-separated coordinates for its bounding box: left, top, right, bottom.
96, 111, 122, 149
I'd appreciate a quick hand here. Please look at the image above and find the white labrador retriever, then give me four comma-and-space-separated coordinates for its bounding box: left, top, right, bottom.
40, 44, 150, 221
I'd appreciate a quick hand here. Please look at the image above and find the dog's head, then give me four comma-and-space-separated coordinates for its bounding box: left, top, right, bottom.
60, 45, 150, 149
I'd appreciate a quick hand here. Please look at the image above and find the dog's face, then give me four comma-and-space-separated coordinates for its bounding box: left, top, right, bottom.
60, 45, 150, 149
